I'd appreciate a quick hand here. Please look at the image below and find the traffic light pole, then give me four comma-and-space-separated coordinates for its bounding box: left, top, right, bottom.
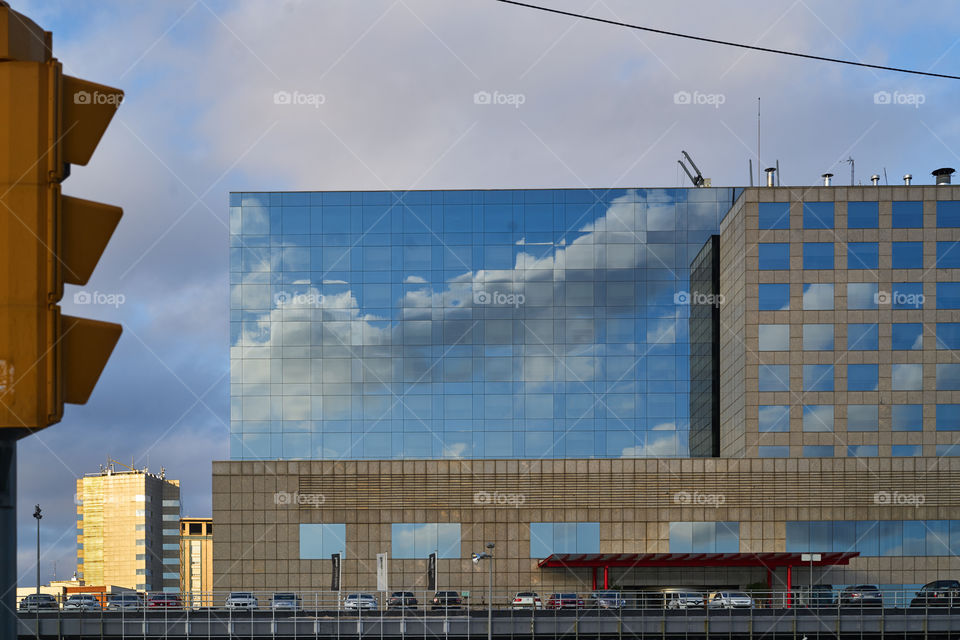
0, 434, 17, 639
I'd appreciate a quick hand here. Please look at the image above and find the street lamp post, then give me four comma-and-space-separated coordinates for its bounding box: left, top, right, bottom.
32, 505, 41, 597
472, 542, 496, 640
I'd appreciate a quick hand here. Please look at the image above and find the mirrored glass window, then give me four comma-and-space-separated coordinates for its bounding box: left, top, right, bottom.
847, 324, 878, 350
758, 202, 790, 229
892, 323, 922, 350
847, 404, 878, 431
847, 202, 878, 228
803, 202, 834, 229
847, 242, 879, 269
803, 405, 834, 432
758, 405, 790, 432
759, 243, 790, 270
892, 242, 923, 269
758, 283, 790, 311
803, 364, 834, 391
803, 324, 834, 351
803, 242, 834, 269
891, 405, 923, 432
892, 201, 922, 228
803, 283, 834, 310
847, 283, 879, 310
758, 324, 790, 351
847, 364, 878, 392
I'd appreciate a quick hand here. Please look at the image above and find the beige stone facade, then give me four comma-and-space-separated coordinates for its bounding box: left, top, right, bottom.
212, 457, 960, 593
180, 517, 214, 602
719, 184, 960, 458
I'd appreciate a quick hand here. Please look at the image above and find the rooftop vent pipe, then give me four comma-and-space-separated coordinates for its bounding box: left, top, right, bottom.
871, 174, 880, 186
822, 173, 833, 186
765, 167, 776, 187
903, 174, 912, 185
933, 167, 956, 185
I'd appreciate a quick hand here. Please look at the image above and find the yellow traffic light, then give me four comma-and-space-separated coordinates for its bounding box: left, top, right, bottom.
0, 5, 122, 430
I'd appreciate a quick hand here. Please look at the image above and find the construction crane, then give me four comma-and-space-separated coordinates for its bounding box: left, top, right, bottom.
678, 150, 711, 187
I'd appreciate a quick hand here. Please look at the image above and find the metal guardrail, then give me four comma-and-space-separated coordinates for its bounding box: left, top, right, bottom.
18, 588, 955, 612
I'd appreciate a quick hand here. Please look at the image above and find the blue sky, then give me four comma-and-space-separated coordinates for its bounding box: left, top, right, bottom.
12, 0, 960, 586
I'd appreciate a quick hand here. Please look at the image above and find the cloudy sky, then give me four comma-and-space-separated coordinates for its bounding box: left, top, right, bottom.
13, 0, 960, 586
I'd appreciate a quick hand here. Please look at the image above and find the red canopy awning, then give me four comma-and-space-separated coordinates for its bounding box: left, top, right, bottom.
537, 552, 859, 569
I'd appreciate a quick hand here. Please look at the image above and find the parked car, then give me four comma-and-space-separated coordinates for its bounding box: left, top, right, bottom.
589, 591, 626, 609
106, 593, 143, 611
546, 593, 584, 609
431, 591, 463, 610
708, 591, 753, 609
225, 592, 259, 609
665, 592, 705, 609
910, 580, 960, 608
512, 592, 543, 609
19, 593, 59, 611
387, 591, 418, 609
837, 585, 883, 608
147, 593, 183, 608
270, 592, 302, 611
343, 593, 379, 611
63, 594, 102, 611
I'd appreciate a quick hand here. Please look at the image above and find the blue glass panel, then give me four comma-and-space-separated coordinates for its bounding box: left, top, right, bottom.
803, 364, 834, 391
892, 405, 923, 431
758, 202, 790, 229
300, 524, 346, 559
803, 284, 834, 310
891, 445, 922, 457
847, 445, 878, 457
759, 365, 790, 391
892, 323, 922, 350
891, 283, 924, 309
937, 323, 960, 349
803, 242, 833, 269
938, 365, 960, 390
847, 364, 878, 392
892, 201, 922, 228
785, 521, 808, 552
758, 405, 790, 432
759, 243, 790, 270
803, 202, 834, 229
892, 364, 923, 391
937, 242, 960, 268
847, 283, 879, 309
847, 405, 878, 431
803, 406, 833, 432
938, 283, 960, 309
937, 201, 960, 227
758, 445, 790, 458
878, 521, 903, 556
847, 324, 878, 350
847, 202, 878, 228
936, 404, 960, 430
758, 284, 790, 311
847, 242, 879, 269
892, 242, 923, 269
803, 445, 834, 457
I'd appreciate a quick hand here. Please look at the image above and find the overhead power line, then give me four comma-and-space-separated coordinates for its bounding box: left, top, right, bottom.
496, 0, 960, 81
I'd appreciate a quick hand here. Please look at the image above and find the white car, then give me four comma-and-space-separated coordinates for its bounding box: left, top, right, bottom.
343, 593, 378, 611
64, 594, 102, 611
708, 591, 753, 609
512, 592, 543, 609
666, 592, 705, 609
225, 592, 259, 609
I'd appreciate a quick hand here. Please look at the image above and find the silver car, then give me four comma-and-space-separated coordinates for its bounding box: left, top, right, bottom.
666, 592, 705, 609
343, 593, 378, 611
225, 592, 259, 609
271, 592, 302, 611
708, 591, 753, 609
64, 594, 102, 611
106, 593, 143, 611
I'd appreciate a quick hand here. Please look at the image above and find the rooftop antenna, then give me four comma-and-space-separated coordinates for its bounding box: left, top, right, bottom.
883, 168, 888, 185
678, 150, 709, 187
776, 159, 781, 186
845, 157, 854, 186
757, 98, 761, 186
748, 159, 754, 187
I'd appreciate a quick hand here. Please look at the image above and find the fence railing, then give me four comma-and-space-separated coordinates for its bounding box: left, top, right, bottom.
17, 588, 957, 613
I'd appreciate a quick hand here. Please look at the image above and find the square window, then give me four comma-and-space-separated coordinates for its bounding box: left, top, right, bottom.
758, 283, 790, 311
892, 201, 922, 228
803, 364, 834, 391
803, 242, 834, 269
758, 202, 790, 229
803, 405, 834, 432
892, 242, 923, 269
890, 283, 924, 309
847, 242, 879, 270
803, 324, 834, 351
936, 444, 960, 456
936, 364, 960, 390
847, 364, 878, 391
758, 243, 790, 270
847, 202, 878, 228
758, 445, 790, 457
936, 323, 960, 349
803, 283, 834, 310
847, 445, 878, 457
759, 364, 790, 391
758, 405, 790, 432
936, 242, 960, 268
758, 324, 790, 351
847, 404, 878, 431
892, 363, 922, 390
891, 405, 923, 431
803, 445, 834, 457
803, 202, 834, 229
938, 283, 960, 309
936, 404, 960, 431
936, 201, 960, 227
891, 323, 922, 350
847, 282, 879, 309
847, 324, 878, 350
892, 445, 922, 457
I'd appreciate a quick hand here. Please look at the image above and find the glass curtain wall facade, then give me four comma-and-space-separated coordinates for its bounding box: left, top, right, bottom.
229, 188, 739, 460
